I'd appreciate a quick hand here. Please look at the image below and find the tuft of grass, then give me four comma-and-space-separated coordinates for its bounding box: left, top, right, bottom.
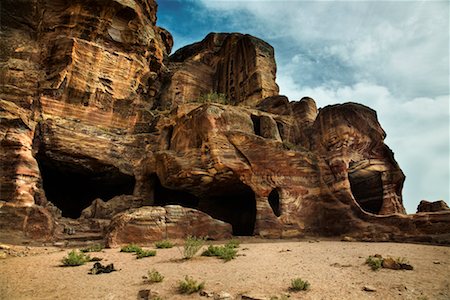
290, 278, 310, 291
182, 236, 206, 259
195, 92, 228, 105
136, 249, 157, 259
155, 240, 174, 249
80, 244, 104, 253
366, 255, 383, 271
202, 244, 238, 262
146, 269, 164, 283
120, 244, 142, 253
177, 276, 205, 294
225, 239, 240, 249
61, 250, 91, 266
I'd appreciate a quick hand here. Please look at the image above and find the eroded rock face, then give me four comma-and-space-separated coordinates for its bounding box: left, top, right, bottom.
1, 0, 449, 244
417, 200, 450, 213
160, 33, 279, 109
105, 205, 232, 246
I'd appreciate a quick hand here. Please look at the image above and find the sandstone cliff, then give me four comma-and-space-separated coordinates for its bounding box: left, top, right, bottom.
1, 0, 449, 245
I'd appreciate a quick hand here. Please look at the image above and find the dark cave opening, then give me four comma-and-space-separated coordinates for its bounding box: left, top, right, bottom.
251, 115, 261, 136
268, 188, 281, 217
37, 156, 135, 219
348, 169, 383, 214
153, 175, 200, 208
199, 183, 256, 236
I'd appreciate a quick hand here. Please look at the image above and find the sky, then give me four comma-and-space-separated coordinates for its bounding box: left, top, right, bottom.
156, 0, 450, 213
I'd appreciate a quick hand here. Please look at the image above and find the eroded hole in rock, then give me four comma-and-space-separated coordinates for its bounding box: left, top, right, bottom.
153, 176, 200, 208
199, 182, 256, 236
348, 168, 383, 214
36, 154, 135, 218
268, 188, 281, 217
251, 115, 261, 136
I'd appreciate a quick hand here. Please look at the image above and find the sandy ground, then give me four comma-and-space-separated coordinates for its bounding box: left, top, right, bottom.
1, 239, 449, 300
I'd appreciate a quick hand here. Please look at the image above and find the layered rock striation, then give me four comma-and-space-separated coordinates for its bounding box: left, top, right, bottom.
1, 0, 449, 245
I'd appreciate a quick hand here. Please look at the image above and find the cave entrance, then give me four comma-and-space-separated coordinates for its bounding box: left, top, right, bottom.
268, 188, 281, 217
199, 182, 256, 236
152, 175, 200, 208
37, 154, 135, 219
251, 115, 261, 136
348, 169, 383, 214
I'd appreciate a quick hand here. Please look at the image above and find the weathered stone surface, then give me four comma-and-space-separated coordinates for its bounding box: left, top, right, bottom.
160, 32, 279, 108
1, 0, 449, 245
105, 205, 232, 246
81, 195, 147, 219
417, 200, 450, 213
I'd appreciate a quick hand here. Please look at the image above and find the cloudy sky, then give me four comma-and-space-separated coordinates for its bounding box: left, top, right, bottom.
157, 0, 449, 213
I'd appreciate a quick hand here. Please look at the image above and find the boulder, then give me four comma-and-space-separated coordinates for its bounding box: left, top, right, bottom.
417, 200, 450, 213
105, 205, 232, 247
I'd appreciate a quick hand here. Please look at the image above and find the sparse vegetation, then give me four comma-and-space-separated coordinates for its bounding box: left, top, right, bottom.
155, 240, 174, 249
80, 244, 104, 253
290, 278, 310, 291
366, 255, 383, 271
120, 244, 142, 253
195, 92, 228, 105
225, 239, 240, 249
146, 269, 164, 283
136, 249, 157, 259
177, 276, 205, 294
182, 236, 206, 259
61, 250, 91, 266
202, 244, 238, 262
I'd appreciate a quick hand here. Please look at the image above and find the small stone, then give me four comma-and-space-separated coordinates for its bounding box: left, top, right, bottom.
0, 244, 11, 250
53, 242, 65, 247
433, 261, 441, 264
341, 236, 355, 242
214, 291, 233, 299
200, 290, 214, 297
363, 285, 377, 292
240, 294, 267, 300
0, 252, 7, 259
137, 289, 151, 300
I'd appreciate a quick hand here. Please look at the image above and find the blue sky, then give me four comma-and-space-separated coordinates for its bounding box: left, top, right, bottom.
157, 0, 450, 213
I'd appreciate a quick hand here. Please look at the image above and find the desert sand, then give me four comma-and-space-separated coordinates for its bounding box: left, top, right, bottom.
1, 239, 449, 300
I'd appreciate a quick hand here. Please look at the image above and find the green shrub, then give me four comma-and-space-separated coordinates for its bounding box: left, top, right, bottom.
195, 92, 228, 105
202, 245, 237, 262
61, 250, 91, 266
146, 269, 164, 283
366, 255, 383, 271
120, 244, 142, 253
136, 249, 157, 259
177, 276, 205, 294
290, 278, 310, 291
155, 240, 174, 249
225, 239, 240, 249
183, 236, 206, 259
80, 244, 104, 253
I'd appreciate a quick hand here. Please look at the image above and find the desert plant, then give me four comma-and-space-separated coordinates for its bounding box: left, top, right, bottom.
290, 278, 310, 291
146, 269, 164, 283
80, 244, 104, 253
120, 244, 142, 253
366, 255, 383, 271
195, 92, 228, 105
225, 239, 240, 249
155, 240, 174, 249
61, 250, 91, 266
202, 244, 238, 262
182, 236, 206, 259
177, 276, 205, 294
136, 249, 157, 259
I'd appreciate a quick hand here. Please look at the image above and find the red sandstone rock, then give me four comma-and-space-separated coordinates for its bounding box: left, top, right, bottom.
1, 0, 449, 245
105, 205, 232, 247
417, 200, 450, 213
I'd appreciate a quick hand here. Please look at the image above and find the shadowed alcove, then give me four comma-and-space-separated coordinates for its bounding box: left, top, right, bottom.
36, 153, 135, 219
198, 182, 256, 236
152, 175, 200, 208
268, 188, 281, 217
348, 168, 383, 214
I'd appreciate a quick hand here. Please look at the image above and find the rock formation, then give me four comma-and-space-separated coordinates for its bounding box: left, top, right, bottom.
1, 0, 449, 245
417, 200, 450, 213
